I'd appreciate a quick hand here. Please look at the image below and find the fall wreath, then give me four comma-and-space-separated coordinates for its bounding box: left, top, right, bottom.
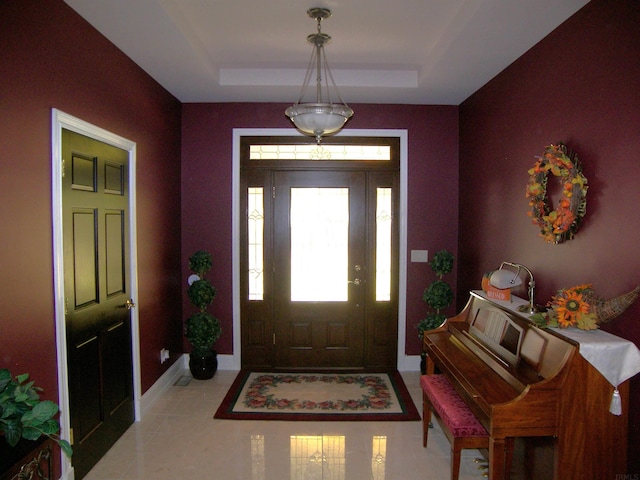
526, 143, 588, 244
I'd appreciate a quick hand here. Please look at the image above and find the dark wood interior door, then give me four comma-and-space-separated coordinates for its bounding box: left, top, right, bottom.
62, 129, 134, 479
272, 171, 367, 368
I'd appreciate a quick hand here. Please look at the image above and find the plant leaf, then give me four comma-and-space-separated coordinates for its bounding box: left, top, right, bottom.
21, 425, 42, 441
577, 314, 599, 331
22, 400, 58, 425
40, 418, 60, 435
58, 439, 74, 457
2, 419, 23, 446
0, 369, 11, 392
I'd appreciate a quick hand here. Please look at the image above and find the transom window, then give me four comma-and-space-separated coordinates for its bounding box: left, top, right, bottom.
250, 144, 391, 161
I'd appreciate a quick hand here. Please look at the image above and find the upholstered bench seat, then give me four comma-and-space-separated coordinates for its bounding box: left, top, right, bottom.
420, 374, 487, 437
420, 374, 489, 480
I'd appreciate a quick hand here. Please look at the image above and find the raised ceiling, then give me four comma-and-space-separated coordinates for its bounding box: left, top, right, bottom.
64, 0, 589, 105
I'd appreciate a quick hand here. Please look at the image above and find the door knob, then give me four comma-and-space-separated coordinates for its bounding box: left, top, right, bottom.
124, 299, 136, 310
348, 279, 361, 286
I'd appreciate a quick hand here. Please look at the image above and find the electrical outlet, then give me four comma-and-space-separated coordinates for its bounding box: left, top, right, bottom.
160, 348, 170, 364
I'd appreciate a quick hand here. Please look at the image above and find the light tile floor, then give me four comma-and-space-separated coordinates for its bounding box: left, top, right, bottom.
84, 370, 489, 480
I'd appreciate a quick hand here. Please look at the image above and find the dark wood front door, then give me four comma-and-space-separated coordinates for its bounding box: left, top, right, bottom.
62, 129, 134, 479
240, 137, 400, 370
273, 170, 367, 368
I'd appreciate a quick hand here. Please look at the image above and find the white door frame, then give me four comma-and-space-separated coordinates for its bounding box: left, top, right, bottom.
51, 109, 141, 480
231, 128, 412, 371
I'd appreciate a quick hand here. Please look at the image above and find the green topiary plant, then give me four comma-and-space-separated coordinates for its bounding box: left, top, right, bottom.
417, 250, 454, 338
185, 250, 221, 357
188, 249, 213, 278
185, 311, 221, 356
0, 369, 73, 458
187, 279, 216, 310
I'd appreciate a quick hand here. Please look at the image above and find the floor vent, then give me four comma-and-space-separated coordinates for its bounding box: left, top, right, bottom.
174, 375, 192, 386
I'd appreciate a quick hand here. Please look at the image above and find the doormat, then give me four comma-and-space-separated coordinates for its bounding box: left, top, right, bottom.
214, 370, 420, 421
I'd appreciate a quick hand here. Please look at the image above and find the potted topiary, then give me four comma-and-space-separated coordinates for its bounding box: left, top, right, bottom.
0, 369, 73, 458
417, 249, 454, 373
185, 250, 222, 380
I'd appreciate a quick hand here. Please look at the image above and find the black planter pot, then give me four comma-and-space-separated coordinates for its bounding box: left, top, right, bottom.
189, 351, 218, 380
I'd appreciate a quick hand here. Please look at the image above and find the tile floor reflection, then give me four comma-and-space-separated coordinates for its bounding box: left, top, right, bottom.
84, 371, 488, 480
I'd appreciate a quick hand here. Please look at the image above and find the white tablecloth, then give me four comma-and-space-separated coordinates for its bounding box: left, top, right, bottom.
550, 327, 640, 415
550, 327, 640, 388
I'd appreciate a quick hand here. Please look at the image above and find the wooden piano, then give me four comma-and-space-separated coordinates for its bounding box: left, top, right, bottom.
423, 290, 629, 480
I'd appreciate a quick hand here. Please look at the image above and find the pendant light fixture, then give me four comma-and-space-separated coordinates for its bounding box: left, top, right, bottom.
285, 8, 353, 144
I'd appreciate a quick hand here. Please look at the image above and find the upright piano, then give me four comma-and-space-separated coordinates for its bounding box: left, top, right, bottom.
423, 290, 630, 480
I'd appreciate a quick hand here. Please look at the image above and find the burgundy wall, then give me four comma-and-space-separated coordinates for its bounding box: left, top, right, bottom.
181, 103, 459, 356
459, 0, 640, 470
0, 0, 183, 407
9, 0, 636, 471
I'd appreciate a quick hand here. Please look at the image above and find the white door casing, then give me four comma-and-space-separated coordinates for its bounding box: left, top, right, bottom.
231, 128, 411, 371
51, 109, 141, 480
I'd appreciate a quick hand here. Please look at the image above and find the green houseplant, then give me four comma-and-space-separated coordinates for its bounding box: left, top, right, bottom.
185, 250, 222, 380
417, 250, 454, 373
418, 249, 455, 337
0, 369, 72, 458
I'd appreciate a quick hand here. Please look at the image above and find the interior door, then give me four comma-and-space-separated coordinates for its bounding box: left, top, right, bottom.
62, 129, 134, 479
273, 171, 367, 368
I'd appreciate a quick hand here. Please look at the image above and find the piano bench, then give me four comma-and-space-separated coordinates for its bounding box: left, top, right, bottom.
420, 374, 488, 480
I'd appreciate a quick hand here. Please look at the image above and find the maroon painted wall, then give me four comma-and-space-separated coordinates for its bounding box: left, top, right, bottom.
0, 0, 183, 409
181, 103, 459, 357
459, 0, 640, 471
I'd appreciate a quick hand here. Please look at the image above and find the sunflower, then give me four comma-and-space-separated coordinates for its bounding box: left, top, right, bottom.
531, 284, 600, 330
548, 284, 592, 327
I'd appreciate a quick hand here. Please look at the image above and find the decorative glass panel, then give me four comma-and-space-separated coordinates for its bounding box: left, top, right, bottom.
248, 187, 264, 300
376, 188, 392, 301
290, 188, 348, 301
290, 435, 345, 480
250, 144, 391, 161
250, 434, 265, 480
371, 435, 387, 480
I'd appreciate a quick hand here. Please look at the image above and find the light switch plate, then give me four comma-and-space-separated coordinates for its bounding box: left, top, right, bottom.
411, 250, 429, 263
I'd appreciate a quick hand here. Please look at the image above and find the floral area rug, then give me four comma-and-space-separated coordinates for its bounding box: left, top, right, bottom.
214, 371, 420, 421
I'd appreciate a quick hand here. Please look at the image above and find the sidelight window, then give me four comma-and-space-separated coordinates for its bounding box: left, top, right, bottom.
248, 187, 264, 300
376, 188, 392, 301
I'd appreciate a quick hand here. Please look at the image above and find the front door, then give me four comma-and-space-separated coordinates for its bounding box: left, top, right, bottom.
273, 170, 366, 368
62, 129, 135, 479
240, 137, 400, 370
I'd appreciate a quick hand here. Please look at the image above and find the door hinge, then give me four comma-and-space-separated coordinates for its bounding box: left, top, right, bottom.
69, 428, 74, 446
61, 158, 65, 178
272, 186, 276, 198
273, 333, 276, 345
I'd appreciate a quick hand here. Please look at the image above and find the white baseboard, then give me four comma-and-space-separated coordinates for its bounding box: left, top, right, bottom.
59, 465, 74, 480
139, 358, 186, 419
398, 354, 421, 372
